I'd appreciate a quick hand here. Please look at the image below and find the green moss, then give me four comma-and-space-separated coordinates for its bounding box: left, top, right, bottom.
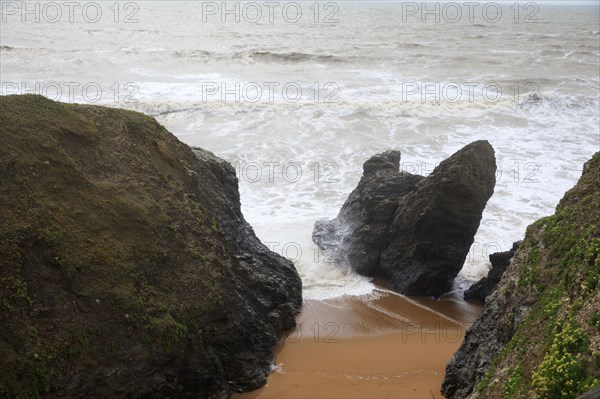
143, 314, 189, 348
1, 275, 32, 311
477, 368, 493, 393
211, 217, 219, 232
593, 354, 600, 369
517, 233, 542, 288
540, 287, 562, 320
15, 358, 51, 398
0, 95, 229, 397
503, 364, 523, 399
589, 311, 600, 331
166, 323, 189, 346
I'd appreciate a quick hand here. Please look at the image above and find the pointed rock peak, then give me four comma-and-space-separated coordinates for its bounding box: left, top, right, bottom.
363, 150, 401, 174
431, 140, 495, 176
427, 140, 497, 193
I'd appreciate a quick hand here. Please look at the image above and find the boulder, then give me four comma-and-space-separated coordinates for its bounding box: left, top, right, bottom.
313, 141, 496, 297
464, 241, 522, 301
0, 95, 302, 398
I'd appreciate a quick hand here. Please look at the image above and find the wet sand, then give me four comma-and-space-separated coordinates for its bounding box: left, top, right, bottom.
235, 287, 482, 399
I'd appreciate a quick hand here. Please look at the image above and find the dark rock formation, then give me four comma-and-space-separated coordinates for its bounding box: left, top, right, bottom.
464, 241, 521, 302
0, 95, 301, 398
313, 141, 496, 297
313, 150, 425, 273
442, 152, 600, 399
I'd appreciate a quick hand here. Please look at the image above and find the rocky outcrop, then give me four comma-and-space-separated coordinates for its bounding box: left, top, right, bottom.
312, 150, 424, 271
442, 152, 600, 399
313, 141, 496, 297
464, 241, 521, 302
0, 95, 302, 398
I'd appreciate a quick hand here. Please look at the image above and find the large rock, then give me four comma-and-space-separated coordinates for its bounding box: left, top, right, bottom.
0, 95, 302, 398
464, 241, 521, 302
313, 141, 496, 297
442, 152, 600, 399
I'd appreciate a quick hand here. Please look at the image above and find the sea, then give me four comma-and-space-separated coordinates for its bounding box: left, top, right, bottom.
2, 1, 599, 299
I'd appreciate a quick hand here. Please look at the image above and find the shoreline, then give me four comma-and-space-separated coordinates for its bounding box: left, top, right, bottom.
234, 287, 482, 398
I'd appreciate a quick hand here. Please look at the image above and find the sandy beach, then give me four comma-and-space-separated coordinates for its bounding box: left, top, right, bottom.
234, 286, 482, 399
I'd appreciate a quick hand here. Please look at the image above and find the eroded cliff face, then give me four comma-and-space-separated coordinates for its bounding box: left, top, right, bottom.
442, 153, 600, 399
0, 95, 302, 398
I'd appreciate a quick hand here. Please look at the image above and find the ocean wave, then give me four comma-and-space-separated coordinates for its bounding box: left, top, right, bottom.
241, 50, 345, 64
518, 92, 599, 111
394, 42, 425, 48
3, 46, 348, 65
515, 32, 560, 39
150, 49, 347, 64
118, 92, 598, 121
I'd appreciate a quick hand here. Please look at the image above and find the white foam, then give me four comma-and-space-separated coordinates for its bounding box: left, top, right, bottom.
270, 363, 284, 374
251, 222, 376, 300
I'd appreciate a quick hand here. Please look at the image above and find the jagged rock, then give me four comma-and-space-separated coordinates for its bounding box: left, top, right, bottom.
313, 141, 496, 297
464, 241, 522, 302
0, 95, 302, 398
442, 152, 600, 399
313, 150, 425, 274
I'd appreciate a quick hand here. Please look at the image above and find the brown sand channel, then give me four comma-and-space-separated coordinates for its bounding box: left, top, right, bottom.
235, 287, 482, 399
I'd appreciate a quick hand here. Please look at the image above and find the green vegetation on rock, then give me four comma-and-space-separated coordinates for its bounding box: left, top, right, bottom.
531, 322, 594, 398
443, 152, 599, 399
473, 152, 600, 399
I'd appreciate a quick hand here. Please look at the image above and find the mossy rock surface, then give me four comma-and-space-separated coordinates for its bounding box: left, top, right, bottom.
0, 95, 302, 398
442, 152, 600, 399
